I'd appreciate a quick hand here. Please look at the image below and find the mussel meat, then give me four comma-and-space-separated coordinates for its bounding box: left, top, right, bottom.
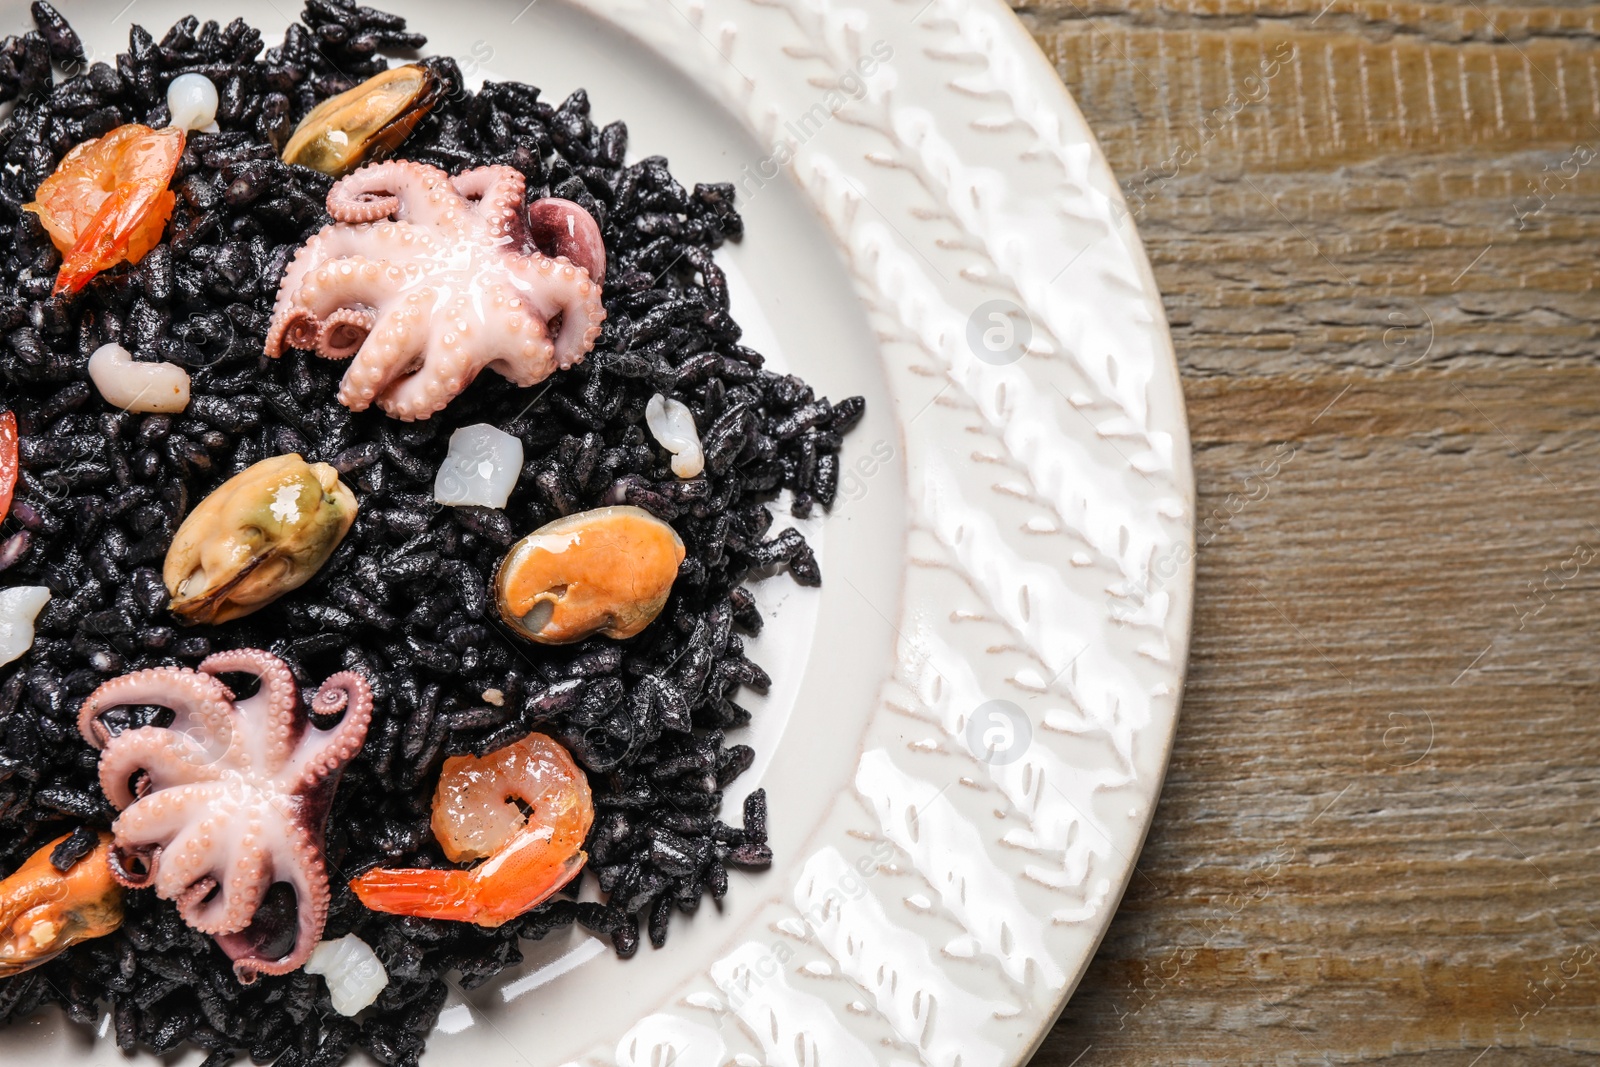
164, 454, 357, 625
281, 64, 443, 177
495, 506, 685, 644
0, 832, 123, 978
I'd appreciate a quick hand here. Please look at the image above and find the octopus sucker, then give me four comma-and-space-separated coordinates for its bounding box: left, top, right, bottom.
317, 308, 375, 358
265, 159, 607, 421
77, 650, 371, 981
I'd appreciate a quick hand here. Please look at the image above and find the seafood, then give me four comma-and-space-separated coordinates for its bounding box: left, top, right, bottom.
434, 423, 523, 508
78, 649, 372, 982
527, 197, 607, 282
263, 160, 606, 421
0, 586, 50, 667
305, 935, 388, 1016
0, 410, 15, 519
350, 732, 593, 927
280, 64, 442, 177
164, 454, 357, 625
166, 72, 218, 131
86, 342, 191, 413
495, 505, 685, 644
0, 2, 845, 1057
645, 393, 705, 478
24, 123, 183, 294
0, 832, 124, 978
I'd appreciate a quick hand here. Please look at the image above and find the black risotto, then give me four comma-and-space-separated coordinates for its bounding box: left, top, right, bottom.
0, 2, 859, 1064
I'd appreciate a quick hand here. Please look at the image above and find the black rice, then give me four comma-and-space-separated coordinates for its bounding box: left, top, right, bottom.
0, 2, 859, 1064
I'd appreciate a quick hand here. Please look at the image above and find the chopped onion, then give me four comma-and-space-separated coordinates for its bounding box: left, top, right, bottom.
305, 935, 387, 1016
433, 424, 524, 509
166, 73, 219, 132
645, 393, 704, 479
0, 586, 50, 667
87, 343, 190, 414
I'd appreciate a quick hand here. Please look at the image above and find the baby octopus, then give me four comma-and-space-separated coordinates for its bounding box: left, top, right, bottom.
264, 159, 607, 421
77, 649, 371, 982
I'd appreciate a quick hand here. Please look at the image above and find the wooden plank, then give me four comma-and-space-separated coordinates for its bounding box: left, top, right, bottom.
1019, 0, 1600, 1061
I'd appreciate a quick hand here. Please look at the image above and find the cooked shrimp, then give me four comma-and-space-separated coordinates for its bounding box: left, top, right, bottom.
349, 732, 593, 928
0, 832, 123, 977
24, 124, 184, 295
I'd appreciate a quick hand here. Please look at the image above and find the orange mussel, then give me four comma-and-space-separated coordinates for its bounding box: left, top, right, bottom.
0, 832, 123, 977
495, 506, 686, 645
25, 123, 184, 295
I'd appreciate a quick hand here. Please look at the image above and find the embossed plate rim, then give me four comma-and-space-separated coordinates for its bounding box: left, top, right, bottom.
1, 0, 1193, 1064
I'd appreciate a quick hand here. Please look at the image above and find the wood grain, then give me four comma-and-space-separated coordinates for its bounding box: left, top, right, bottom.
1017, 0, 1600, 1061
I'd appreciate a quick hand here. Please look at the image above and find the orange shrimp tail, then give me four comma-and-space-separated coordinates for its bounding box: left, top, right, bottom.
469, 835, 588, 928
350, 837, 589, 929
353, 734, 595, 928
349, 867, 483, 924
53, 181, 174, 295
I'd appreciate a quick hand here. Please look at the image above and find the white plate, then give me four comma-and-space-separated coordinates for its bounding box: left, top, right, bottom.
5, 0, 1193, 1064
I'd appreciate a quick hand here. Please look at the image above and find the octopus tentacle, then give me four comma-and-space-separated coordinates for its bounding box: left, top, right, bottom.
371, 295, 489, 416
520, 257, 607, 369
200, 648, 301, 773
452, 165, 526, 242
337, 299, 433, 415
290, 257, 410, 321
177, 869, 267, 938
316, 308, 374, 359
329, 191, 398, 224
553, 275, 607, 368
328, 159, 453, 225
218, 823, 330, 984
107, 843, 159, 889
199, 647, 297, 700
286, 671, 373, 793
151, 817, 227, 905
78, 668, 234, 754
485, 341, 555, 388
479, 277, 555, 387
96, 726, 221, 809
265, 243, 332, 358
265, 305, 320, 358
170, 824, 270, 935
301, 223, 436, 282
173, 878, 222, 929
379, 349, 480, 416
345, 220, 435, 255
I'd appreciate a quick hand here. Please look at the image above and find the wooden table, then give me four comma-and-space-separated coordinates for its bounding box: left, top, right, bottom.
1020, 1, 1600, 1061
